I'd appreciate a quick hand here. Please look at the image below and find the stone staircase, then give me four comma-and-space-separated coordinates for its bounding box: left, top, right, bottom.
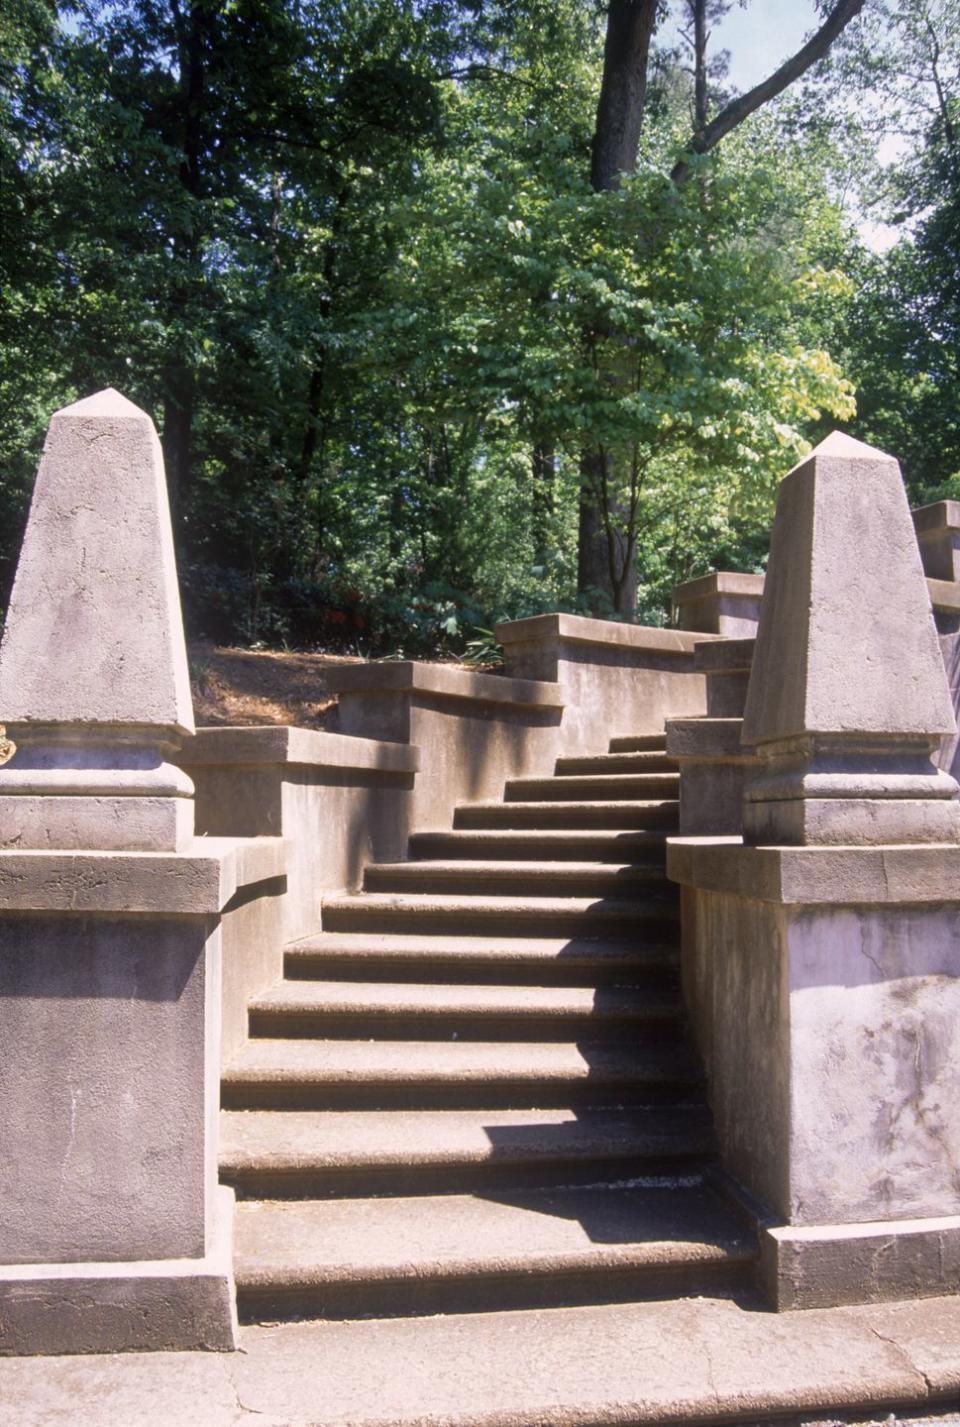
220, 732, 758, 1323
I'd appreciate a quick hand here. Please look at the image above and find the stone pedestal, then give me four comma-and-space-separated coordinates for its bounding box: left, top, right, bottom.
669, 842, 960, 1309
0, 392, 282, 1353
669, 434, 960, 1312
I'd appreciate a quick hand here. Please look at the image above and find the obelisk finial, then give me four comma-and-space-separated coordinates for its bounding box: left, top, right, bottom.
741, 432, 959, 845
0, 389, 195, 849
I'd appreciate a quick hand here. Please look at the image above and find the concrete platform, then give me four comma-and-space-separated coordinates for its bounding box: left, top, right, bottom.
2, 1292, 958, 1427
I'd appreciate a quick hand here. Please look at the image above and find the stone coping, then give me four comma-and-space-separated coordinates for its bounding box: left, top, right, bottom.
667, 836, 960, 905
693, 637, 756, 672
672, 572, 765, 603
929, 577, 960, 615
494, 612, 717, 656
0, 835, 285, 915
913, 499, 960, 535
665, 718, 752, 759
325, 661, 564, 709
179, 726, 419, 774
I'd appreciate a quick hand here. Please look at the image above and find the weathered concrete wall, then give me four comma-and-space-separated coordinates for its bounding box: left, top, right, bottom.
680, 888, 791, 1219
329, 664, 563, 829
180, 727, 419, 942
496, 614, 713, 753
0, 915, 211, 1265
787, 902, 960, 1226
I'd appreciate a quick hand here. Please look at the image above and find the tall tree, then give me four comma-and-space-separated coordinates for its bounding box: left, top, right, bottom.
577, 0, 868, 614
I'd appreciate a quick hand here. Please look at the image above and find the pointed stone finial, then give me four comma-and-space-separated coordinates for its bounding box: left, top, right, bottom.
741, 432, 959, 845
0, 390, 195, 850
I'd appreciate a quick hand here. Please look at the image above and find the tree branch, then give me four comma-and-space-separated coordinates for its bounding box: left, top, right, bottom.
671, 0, 867, 182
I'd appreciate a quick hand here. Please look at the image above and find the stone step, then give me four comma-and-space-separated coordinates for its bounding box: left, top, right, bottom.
219, 1105, 717, 1198
221, 1038, 703, 1110
409, 829, 668, 863
504, 773, 680, 802
321, 892, 679, 939
284, 933, 679, 987
555, 752, 678, 776
247, 979, 683, 1041
363, 859, 671, 900
608, 733, 669, 752
454, 799, 679, 831
233, 1182, 755, 1320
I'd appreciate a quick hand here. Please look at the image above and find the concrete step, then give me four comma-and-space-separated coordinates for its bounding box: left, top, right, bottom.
504, 774, 679, 803
221, 1038, 703, 1110
321, 892, 679, 938
555, 752, 677, 776
219, 1105, 717, 1198
233, 1182, 756, 1320
363, 859, 671, 900
27, 1293, 960, 1425
409, 828, 668, 863
453, 798, 679, 831
284, 933, 679, 987
608, 733, 669, 752
247, 979, 683, 1041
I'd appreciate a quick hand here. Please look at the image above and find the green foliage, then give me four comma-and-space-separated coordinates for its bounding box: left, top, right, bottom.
0, 1, 952, 650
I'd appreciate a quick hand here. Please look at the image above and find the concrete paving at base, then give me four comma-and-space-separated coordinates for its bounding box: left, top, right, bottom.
2, 1292, 959, 1427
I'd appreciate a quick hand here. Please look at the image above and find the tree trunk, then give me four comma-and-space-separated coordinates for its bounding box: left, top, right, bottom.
162, 370, 194, 519
578, 1, 659, 617
577, 0, 866, 614
531, 441, 555, 566
577, 448, 636, 617
163, 0, 212, 519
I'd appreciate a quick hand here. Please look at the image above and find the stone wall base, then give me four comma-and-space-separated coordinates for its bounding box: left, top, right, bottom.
0, 1186, 238, 1355
760, 1213, 960, 1311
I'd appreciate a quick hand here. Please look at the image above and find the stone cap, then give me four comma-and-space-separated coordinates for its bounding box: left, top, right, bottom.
494, 612, 716, 657
667, 836, 960, 906
326, 661, 564, 709
178, 726, 419, 774
0, 389, 194, 738
694, 638, 756, 673
0, 836, 285, 914
913, 500, 960, 537
665, 718, 752, 760
672, 572, 765, 604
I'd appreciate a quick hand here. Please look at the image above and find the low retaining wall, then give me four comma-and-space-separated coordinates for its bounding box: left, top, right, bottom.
495, 612, 717, 754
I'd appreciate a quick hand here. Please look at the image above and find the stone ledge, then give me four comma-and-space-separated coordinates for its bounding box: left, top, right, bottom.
326, 661, 564, 709
0, 835, 285, 914
495, 612, 716, 656
179, 726, 419, 775
667, 836, 960, 905
672, 571, 765, 603
666, 718, 752, 760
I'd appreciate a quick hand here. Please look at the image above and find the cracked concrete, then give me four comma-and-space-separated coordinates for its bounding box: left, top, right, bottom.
2, 1292, 959, 1427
